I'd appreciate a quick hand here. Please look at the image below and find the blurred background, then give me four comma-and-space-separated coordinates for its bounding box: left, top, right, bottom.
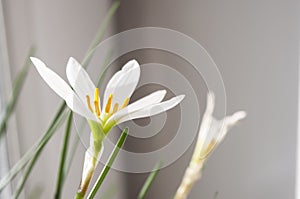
0, 0, 299, 198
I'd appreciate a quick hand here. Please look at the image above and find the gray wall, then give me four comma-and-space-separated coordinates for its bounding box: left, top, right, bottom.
116, 0, 299, 199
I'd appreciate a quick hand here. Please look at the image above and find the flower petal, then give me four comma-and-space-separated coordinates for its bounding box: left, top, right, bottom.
31, 57, 74, 101
206, 91, 215, 116
225, 111, 247, 127
196, 92, 215, 151
102, 59, 140, 112
195, 92, 246, 159
31, 57, 95, 121
215, 110, 247, 144
66, 57, 96, 104
107, 90, 167, 123
66, 94, 97, 121
116, 95, 185, 124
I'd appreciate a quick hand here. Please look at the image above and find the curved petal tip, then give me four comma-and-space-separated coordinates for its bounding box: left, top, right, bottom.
30, 57, 43, 67
233, 111, 247, 120
122, 59, 140, 71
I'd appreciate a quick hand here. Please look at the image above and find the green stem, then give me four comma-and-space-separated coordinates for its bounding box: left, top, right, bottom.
87, 128, 128, 199
138, 161, 162, 199
12, 103, 67, 199
54, 111, 73, 199
75, 149, 99, 198
75, 192, 84, 199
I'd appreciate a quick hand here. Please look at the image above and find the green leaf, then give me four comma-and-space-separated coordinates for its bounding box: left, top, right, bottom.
0, 46, 35, 138
138, 161, 162, 199
54, 111, 73, 199
3, 1, 120, 197
87, 127, 128, 199
12, 104, 67, 199
0, 102, 66, 192
81, 1, 120, 68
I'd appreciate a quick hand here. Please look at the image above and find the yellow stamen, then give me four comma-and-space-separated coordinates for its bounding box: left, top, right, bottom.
105, 94, 113, 113
86, 95, 93, 112
121, 98, 130, 109
94, 88, 100, 103
113, 103, 119, 114
94, 88, 101, 116
94, 101, 101, 116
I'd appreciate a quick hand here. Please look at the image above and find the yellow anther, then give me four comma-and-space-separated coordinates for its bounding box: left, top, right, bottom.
105, 94, 113, 113
121, 98, 130, 109
93, 88, 101, 116
113, 103, 119, 114
86, 95, 94, 112
94, 101, 101, 116
94, 88, 100, 103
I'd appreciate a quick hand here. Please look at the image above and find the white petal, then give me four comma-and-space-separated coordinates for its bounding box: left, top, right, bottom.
31, 57, 74, 101
107, 90, 167, 123
215, 110, 247, 143
226, 111, 247, 127
196, 91, 215, 147
116, 95, 185, 124
202, 118, 222, 148
31, 57, 96, 121
102, 60, 140, 112
66, 57, 96, 103
194, 91, 247, 159
199, 112, 246, 159
206, 91, 215, 115
66, 94, 97, 121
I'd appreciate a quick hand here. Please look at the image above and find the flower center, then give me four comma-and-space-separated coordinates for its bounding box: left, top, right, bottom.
86, 88, 130, 119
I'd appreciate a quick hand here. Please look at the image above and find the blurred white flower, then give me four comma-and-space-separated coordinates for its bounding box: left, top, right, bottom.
174, 91, 246, 199
191, 92, 246, 165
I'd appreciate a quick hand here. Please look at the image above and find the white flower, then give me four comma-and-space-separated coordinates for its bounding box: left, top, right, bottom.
174, 91, 246, 199
31, 57, 185, 196
191, 91, 246, 165
30, 57, 185, 134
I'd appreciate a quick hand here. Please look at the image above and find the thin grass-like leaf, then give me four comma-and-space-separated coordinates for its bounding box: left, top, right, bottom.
138, 161, 162, 199
0, 103, 66, 191
81, 1, 120, 68
0, 46, 35, 138
3, 2, 119, 196
87, 127, 128, 199
12, 105, 68, 199
54, 111, 73, 199
0, 2, 119, 195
